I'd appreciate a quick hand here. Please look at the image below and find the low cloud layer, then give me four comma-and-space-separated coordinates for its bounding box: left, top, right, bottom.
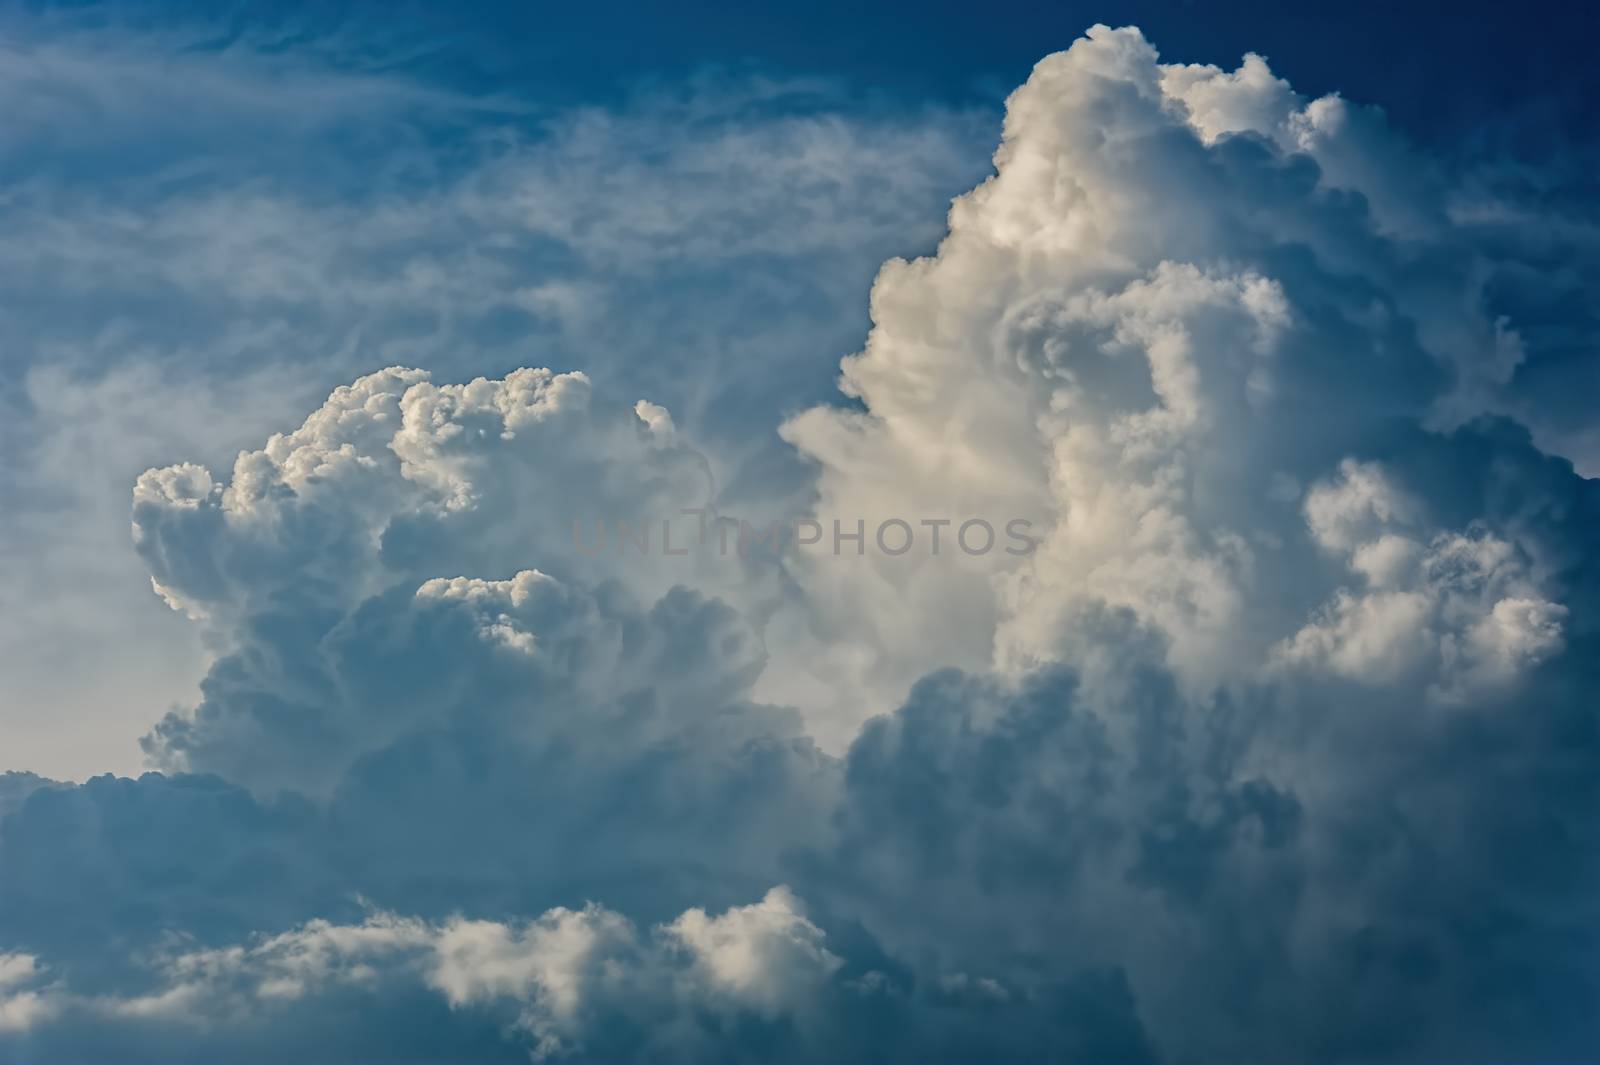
4, 22, 1599, 1065
1, 887, 851, 1062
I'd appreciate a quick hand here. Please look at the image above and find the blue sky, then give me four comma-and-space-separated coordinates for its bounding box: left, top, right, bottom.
89, 0, 1596, 123
1, 4, 1598, 1062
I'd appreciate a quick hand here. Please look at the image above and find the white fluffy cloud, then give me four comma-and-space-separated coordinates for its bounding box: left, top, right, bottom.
0, 953, 57, 1034
1279, 460, 1566, 696
0, 889, 841, 1059
130, 365, 715, 626
123, 364, 841, 801
772, 24, 1586, 742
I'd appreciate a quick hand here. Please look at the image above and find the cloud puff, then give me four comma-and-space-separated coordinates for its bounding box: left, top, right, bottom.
123, 366, 846, 819
1279, 460, 1568, 697
130, 366, 704, 621
0, 888, 841, 1060
0, 772, 56, 820
0, 952, 57, 1034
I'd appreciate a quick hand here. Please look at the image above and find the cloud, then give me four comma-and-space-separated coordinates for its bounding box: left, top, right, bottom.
660, 885, 843, 1019
0, 952, 57, 1034
123, 365, 809, 792
812, 632, 1600, 1062
4, 19, 1600, 1065
771, 23, 1597, 743
0, 14, 988, 779
0, 883, 1158, 1063
1278, 488, 1568, 699
0, 773, 57, 820
0, 890, 837, 1058
0, 14, 482, 187
1, 358, 1161, 1061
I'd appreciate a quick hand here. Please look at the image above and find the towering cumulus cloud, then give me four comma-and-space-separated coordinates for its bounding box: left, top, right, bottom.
2, 24, 1597, 1064
774, 25, 1593, 740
